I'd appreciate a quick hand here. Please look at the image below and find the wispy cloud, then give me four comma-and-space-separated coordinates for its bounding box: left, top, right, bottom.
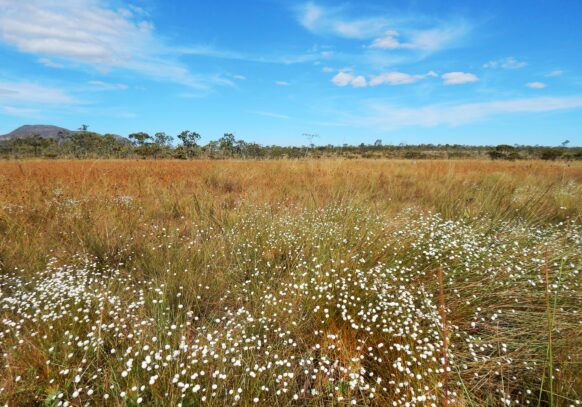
0, 0, 153, 64
546, 69, 563, 77
369, 31, 415, 49
349, 96, 582, 130
403, 26, 469, 53
253, 111, 290, 120
1, 106, 42, 118
275, 81, 290, 86
297, 3, 389, 39
370, 23, 468, 52
87, 80, 129, 91
174, 45, 245, 60
296, 2, 469, 55
0, 0, 224, 89
442, 72, 479, 85
0, 80, 77, 105
38, 58, 65, 69
177, 45, 332, 66
483, 57, 527, 69
526, 82, 546, 89
0, 79, 77, 117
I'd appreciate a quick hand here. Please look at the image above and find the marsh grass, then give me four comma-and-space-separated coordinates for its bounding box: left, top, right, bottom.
0, 159, 580, 406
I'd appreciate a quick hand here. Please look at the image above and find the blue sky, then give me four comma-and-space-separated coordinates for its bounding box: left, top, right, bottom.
0, 0, 581, 146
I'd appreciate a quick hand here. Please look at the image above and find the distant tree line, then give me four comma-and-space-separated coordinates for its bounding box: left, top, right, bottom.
1, 130, 580, 161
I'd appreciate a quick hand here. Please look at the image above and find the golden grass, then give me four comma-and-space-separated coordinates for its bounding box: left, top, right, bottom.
0, 159, 580, 406
0, 159, 578, 273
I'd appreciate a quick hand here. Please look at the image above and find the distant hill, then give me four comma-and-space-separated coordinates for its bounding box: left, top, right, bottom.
0, 125, 72, 141
0, 125, 128, 143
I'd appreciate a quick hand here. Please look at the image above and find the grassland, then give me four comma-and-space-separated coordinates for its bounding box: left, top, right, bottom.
0, 159, 580, 406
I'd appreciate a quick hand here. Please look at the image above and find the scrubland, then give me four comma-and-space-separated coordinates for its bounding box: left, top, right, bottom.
0, 159, 580, 406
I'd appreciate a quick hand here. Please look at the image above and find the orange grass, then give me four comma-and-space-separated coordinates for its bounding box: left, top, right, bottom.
0, 159, 580, 406
1, 159, 581, 274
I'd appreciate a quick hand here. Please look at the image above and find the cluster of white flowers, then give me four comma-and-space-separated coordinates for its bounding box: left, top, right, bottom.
0, 206, 580, 406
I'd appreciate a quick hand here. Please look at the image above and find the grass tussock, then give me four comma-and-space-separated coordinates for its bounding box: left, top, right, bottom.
0, 159, 580, 406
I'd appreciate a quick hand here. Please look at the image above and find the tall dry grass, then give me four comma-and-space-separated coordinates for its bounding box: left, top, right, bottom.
0, 159, 580, 406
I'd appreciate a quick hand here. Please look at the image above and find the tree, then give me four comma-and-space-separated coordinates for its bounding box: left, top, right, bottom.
177, 130, 201, 158
64, 131, 102, 157
245, 143, 263, 159
128, 132, 152, 146
128, 132, 153, 158
78, 124, 89, 132
203, 140, 218, 158
235, 139, 248, 159
561, 140, 570, 147
150, 132, 173, 159
25, 134, 53, 157
374, 139, 382, 147
219, 133, 236, 157
154, 132, 173, 147
100, 134, 117, 156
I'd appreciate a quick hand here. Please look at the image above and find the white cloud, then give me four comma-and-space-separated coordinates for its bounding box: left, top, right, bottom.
526, 82, 546, 89
253, 111, 290, 120
87, 80, 129, 91
1, 106, 41, 117
176, 45, 330, 66
297, 2, 468, 53
330, 70, 438, 88
331, 71, 367, 88
484, 57, 527, 69
0, 0, 151, 64
442, 72, 478, 85
38, 58, 64, 68
331, 71, 354, 87
406, 26, 469, 52
369, 71, 437, 86
297, 2, 389, 39
275, 81, 290, 86
546, 69, 563, 77
351, 96, 582, 129
299, 2, 324, 32
176, 45, 246, 60
0, 80, 76, 105
350, 75, 367, 88
368, 26, 469, 53
369, 31, 415, 49
0, 0, 219, 88
333, 20, 385, 39
233, 75, 246, 80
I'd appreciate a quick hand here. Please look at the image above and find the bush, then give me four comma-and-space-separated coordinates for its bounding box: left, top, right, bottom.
539, 148, 562, 160
404, 151, 427, 159
487, 150, 505, 160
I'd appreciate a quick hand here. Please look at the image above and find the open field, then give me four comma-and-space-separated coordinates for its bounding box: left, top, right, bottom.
0, 159, 581, 406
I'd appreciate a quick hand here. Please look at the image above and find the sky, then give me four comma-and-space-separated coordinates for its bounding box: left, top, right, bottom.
0, 0, 581, 146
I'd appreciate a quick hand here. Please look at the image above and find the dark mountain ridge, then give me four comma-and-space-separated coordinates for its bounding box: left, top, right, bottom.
0, 125, 72, 141
0, 125, 127, 142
